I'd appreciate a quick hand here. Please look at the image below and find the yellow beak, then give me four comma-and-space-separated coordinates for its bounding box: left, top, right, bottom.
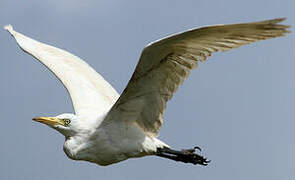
33, 117, 65, 126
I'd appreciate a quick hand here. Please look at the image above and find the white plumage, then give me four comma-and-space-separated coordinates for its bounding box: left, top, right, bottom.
5, 18, 290, 166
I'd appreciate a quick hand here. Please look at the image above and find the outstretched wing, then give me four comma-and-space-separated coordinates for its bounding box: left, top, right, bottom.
103, 18, 290, 136
5, 25, 119, 120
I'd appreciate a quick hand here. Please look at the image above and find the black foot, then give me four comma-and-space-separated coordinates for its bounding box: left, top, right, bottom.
156, 146, 210, 166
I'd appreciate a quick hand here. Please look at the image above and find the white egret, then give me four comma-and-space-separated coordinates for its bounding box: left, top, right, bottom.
5, 18, 290, 166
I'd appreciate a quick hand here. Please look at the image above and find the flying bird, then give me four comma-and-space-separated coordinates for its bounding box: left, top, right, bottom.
5, 18, 290, 166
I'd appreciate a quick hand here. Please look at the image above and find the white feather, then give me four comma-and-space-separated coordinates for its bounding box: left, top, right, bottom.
5, 18, 290, 166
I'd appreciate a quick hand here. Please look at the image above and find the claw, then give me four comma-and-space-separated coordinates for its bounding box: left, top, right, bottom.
157, 146, 210, 166
194, 146, 202, 152
182, 146, 202, 153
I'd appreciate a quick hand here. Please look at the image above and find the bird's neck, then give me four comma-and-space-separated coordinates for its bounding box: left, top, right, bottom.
63, 135, 87, 160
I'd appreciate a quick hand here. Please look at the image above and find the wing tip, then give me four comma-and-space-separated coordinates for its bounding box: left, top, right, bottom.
257, 17, 291, 35
270, 17, 286, 23
264, 17, 290, 27
4, 24, 15, 35
274, 17, 291, 32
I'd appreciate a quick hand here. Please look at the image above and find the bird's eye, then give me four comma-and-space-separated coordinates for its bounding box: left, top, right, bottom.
63, 119, 71, 126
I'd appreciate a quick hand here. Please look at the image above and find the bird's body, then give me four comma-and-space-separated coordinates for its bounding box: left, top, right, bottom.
5, 18, 290, 166
60, 114, 167, 166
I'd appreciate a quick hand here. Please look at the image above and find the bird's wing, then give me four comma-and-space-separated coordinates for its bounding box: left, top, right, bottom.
103, 18, 290, 136
5, 25, 119, 120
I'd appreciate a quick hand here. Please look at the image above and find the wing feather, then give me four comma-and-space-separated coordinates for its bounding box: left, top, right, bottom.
103, 18, 290, 136
5, 25, 119, 120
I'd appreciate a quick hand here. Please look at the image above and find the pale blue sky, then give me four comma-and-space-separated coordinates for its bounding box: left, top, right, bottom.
0, 0, 294, 179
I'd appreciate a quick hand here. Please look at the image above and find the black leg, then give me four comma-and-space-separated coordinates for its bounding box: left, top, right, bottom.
156, 146, 210, 166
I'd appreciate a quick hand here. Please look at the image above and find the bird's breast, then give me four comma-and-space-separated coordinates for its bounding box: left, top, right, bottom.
63, 126, 150, 166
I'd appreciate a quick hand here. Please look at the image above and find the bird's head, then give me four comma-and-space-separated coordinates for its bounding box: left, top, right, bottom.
33, 113, 79, 137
